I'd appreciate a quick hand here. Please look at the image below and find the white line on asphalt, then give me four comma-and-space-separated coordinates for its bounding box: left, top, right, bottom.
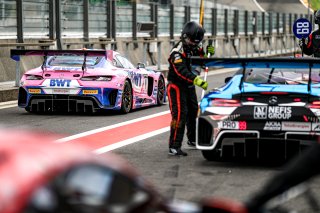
55, 110, 170, 143
94, 127, 170, 154
0, 100, 17, 109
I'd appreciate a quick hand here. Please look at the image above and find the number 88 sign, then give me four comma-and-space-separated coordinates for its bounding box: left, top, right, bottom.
293, 18, 312, 39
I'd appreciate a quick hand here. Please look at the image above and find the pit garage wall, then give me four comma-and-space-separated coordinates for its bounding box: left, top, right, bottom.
0, 0, 311, 82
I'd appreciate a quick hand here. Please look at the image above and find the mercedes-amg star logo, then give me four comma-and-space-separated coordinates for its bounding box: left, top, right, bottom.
268, 96, 278, 105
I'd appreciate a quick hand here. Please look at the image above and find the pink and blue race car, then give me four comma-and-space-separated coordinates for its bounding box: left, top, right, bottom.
11, 49, 166, 113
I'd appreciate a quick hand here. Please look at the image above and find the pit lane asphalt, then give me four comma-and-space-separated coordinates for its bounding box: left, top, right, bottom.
1, 71, 319, 211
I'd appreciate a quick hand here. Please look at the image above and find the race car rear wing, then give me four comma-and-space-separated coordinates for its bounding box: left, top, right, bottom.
10, 49, 112, 76
10, 49, 109, 60
190, 57, 320, 92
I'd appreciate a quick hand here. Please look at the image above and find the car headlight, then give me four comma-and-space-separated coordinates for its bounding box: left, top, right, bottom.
80, 76, 112, 81
26, 75, 43, 80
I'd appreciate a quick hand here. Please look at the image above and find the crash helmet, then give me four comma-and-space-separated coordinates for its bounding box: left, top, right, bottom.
181, 21, 205, 48
315, 10, 320, 24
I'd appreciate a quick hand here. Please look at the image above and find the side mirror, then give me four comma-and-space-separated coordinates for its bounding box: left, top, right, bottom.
225, 77, 232, 84
137, 62, 146, 69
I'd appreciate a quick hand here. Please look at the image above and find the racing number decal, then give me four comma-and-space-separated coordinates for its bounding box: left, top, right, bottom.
142, 74, 148, 92
218, 121, 247, 130
133, 73, 142, 87
293, 18, 312, 39
130, 71, 148, 93
296, 22, 310, 35
239, 121, 247, 130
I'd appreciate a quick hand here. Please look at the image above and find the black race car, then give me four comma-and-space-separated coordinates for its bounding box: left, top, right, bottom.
192, 57, 320, 161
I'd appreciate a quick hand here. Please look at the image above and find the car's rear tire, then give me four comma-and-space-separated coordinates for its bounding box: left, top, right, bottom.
201, 150, 222, 161
157, 76, 165, 105
120, 80, 132, 114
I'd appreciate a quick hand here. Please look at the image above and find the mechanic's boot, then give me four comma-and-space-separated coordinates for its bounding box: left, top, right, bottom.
187, 140, 196, 147
169, 147, 188, 156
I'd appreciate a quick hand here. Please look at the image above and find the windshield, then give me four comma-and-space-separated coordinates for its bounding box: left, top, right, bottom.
244, 68, 320, 85
48, 56, 102, 67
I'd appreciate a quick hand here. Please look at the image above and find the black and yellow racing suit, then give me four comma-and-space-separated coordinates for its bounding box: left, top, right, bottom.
167, 41, 204, 149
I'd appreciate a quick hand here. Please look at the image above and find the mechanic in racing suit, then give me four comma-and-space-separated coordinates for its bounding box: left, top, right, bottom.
299, 10, 320, 57
167, 21, 215, 156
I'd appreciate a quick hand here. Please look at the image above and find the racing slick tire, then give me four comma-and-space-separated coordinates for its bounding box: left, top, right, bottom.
202, 150, 223, 161
157, 76, 165, 105
120, 80, 133, 114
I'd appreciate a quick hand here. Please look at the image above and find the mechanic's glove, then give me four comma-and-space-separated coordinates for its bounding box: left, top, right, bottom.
206, 45, 215, 57
193, 76, 208, 90
299, 38, 306, 49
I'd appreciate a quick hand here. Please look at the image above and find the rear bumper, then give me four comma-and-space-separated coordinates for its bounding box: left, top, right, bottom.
19, 91, 119, 113
196, 116, 320, 158
197, 129, 319, 150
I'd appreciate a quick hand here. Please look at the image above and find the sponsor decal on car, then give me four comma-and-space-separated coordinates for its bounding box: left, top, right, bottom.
282, 122, 311, 131
28, 88, 41, 94
218, 121, 247, 130
254, 106, 267, 119
263, 121, 281, 130
52, 88, 70, 94
83, 90, 98, 95
311, 123, 320, 131
254, 106, 292, 120
42, 79, 80, 88
50, 79, 71, 87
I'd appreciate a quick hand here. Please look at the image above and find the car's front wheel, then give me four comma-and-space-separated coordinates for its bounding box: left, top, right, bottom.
120, 80, 132, 113
157, 76, 165, 105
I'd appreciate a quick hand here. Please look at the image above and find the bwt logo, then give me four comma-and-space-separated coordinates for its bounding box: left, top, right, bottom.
50, 79, 71, 87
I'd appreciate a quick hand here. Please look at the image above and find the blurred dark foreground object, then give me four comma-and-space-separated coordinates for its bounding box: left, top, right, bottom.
2, 129, 288, 213
0, 129, 169, 213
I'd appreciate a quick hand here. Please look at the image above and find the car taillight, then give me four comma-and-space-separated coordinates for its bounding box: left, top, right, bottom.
210, 98, 241, 107
80, 76, 112, 81
260, 92, 288, 95
308, 101, 320, 109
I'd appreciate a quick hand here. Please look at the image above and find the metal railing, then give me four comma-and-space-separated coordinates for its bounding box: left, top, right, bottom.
0, 0, 312, 84
0, 0, 313, 45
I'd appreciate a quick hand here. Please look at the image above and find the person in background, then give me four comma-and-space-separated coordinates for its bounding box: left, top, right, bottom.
167, 21, 215, 156
299, 10, 320, 57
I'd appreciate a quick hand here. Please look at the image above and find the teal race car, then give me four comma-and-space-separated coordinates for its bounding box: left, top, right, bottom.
191, 57, 320, 161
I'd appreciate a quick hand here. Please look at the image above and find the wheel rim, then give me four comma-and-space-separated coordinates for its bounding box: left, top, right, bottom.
158, 77, 165, 103
123, 83, 132, 111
